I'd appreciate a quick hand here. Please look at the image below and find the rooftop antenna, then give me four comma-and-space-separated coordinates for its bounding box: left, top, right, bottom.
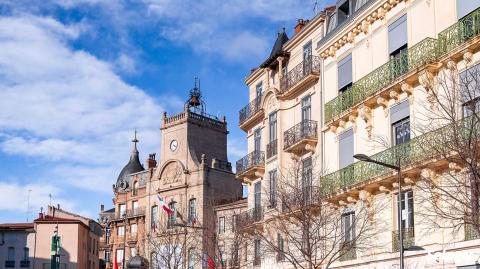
313, 0, 319, 15
49, 193, 52, 207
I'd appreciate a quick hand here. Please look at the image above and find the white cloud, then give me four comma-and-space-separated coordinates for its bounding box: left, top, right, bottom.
0, 15, 164, 197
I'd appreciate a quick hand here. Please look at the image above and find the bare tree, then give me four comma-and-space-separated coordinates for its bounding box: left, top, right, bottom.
238, 157, 385, 269
147, 216, 202, 269
413, 59, 480, 238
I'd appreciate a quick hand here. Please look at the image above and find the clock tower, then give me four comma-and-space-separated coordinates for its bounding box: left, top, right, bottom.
145, 80, 242, 268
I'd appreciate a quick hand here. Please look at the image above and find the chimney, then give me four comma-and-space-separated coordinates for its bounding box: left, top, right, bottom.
57, 204, 60, 209
295, 19, 307, 34
147, 153, 157, 169
101, 204, 105, 212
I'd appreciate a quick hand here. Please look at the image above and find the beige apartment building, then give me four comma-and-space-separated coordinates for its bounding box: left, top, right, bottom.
235, 0, 480, 268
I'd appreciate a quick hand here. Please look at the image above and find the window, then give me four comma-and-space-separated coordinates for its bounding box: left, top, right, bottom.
254, 182, 262, 221
301, 95, 311, 121
392, 118, 410, 146
255, 82, 263, 110
189, 198, 197, 224
168, 202, 177, 227
303, 41, 313, 75
269, 170, 277, 207
338, 54, 352, 92
388, 15, 408, 57
302, 157, 313, 203
277, 234, 285, 261
457, 0, 480, 19
132, 201, 139, 214
460, 64, 480, 117
116, 249, 124, 267
105, 227, 111, 244
254, 128, 261, 152
269, 112, 277, 142
23, 247, 29, 261
130, 223, 137, 235
341, 211, 355, 242
337, 0, 352, 25
397, 190, 414, 229
7, 247, 14, 261
104, 251, 110, 262
117, 226, 125, 236
339, 129, 354, 169
151, 205, 158, 229
254, 239, 261, 266
130, 247, 137, 257
219, 217, 225, 234
132, 181, 139, 196
119, 204, 126, 218
188, 248, 195, 269
232, 214, 238, 231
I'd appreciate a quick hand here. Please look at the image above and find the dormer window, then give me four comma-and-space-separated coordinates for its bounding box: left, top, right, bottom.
337, 0, 351, 25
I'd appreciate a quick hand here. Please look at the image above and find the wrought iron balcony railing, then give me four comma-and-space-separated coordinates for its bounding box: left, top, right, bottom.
280, 56, 321, 94
283, 120, 318, 150
114, 207, 145, 219
392, 227, 415, 252
266, 139, 278, 159
321, 116, 479, 195
5, 261, 14, 268
338, 241, 356, 262
465, 223, 480, 240
325, 7, 480, 124
324, 37, 437, 123
437, 8, 480, 58
239, 94, 263, 126
236, 151, 265, 175
237, 206, 264, 230
281, 186, 321, 213
20, 260, 30, 268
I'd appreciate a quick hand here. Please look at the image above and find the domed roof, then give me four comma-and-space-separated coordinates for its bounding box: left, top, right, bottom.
116, 132, 145, 189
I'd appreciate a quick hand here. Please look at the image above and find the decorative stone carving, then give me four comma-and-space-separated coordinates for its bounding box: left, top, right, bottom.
330, 124, 338, 133
419, 70, 435, 93
379, 185, 391, 193
361, 20, 370, 34
401, 83, 414, 96
347, 196, 357, 203
161, 162, 183, 185
404, 177, 415, 185
389, 90, 400, 101
359, 190, 372, 202
421, 168, 437, 180
377, 97, 388, 108
360, 106, 373, 138
338, 119, 346, 129
464, 51, 474, 64
446, 60, 457, 71
448, 162, 463, 172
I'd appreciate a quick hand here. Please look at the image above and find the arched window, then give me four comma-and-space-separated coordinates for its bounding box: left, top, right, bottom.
188, 198, 197, 224
132, 181, 139, 196
168, 202, 177, 227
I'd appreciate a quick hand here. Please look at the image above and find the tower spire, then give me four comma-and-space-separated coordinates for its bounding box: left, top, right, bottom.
131, 129, 139, 154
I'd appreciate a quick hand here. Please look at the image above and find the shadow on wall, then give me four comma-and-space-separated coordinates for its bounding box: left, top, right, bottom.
33, 247, 75, 269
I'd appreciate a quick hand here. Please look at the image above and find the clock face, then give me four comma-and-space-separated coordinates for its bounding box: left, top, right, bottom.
170, 140, 178, 152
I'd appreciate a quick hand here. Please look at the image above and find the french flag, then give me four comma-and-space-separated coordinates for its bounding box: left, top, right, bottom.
157, 195, 174, 215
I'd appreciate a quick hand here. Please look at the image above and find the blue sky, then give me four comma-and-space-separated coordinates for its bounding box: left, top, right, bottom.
0, 0, 333, 223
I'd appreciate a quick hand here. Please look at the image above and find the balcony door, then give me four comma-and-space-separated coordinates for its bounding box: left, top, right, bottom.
303, 41, 312, 75
254, 182, 262, 220
301, 96, 311, 121
254, 128, 261, 153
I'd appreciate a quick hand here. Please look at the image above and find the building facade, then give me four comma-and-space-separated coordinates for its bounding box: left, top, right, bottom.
0, 223, 35, 269
99, 84, 243, 269
235, 0, 480, 268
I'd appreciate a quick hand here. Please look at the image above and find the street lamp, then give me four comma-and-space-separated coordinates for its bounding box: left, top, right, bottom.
353, 154, 404, 269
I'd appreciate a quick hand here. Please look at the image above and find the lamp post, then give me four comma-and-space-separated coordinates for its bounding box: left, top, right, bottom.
353, 154, 404, 269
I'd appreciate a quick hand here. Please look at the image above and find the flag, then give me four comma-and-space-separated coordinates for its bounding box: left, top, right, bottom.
190, 216, 197, 226
157, 195, 174, 215
207, 256, 215, 269
113, 252, 118, 269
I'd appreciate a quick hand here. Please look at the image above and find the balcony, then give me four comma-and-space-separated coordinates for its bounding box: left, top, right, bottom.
237, 207, 264, 232
266, 139, 278, 159
20, 260, 30, 268
324, 7, 480, 128
283, 120, 318, 155
465, 223, 480, 241
281, 186, 321, 215
113, 207, 145, 220
236, 151, 265, 183
324, 38, 438, 125
321, 116, 479, 198
239, 94, 263, 131
5, 261, 14, 268
279, 56, 321, 99
392, 228, 415, 252
338, 242, 356, 262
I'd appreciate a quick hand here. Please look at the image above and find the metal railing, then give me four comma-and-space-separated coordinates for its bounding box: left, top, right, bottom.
114, 207, 145, 219
239, 94, 263, 125
280, 56, 321, 93
321, 116, 480, 195
325, 7, 480, 123
325, 37, 437, 123
236, 151, 265, 175
237, 206, 264, 230
392, 227, 415, 252
20, 261, 30, 268
281, 186, 321, 212
283, 120, 318, 150
465, 223, 480, 240
338, 241, 356, 262
266, 139, 278, 159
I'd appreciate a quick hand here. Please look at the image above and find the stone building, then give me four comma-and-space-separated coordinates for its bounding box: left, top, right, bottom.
234, 0, 480, 268
99, 83, 243, 269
